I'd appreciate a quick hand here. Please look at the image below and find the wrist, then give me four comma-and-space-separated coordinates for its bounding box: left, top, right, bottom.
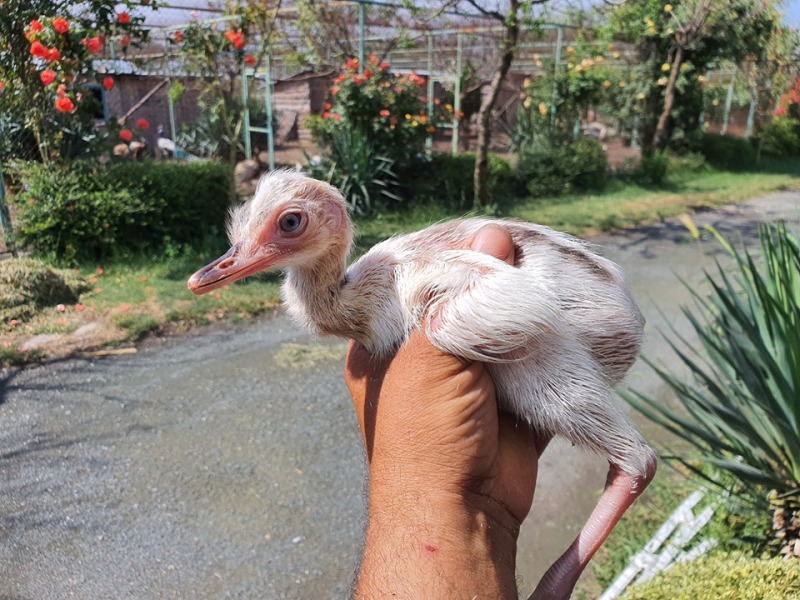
355, 476, 520, 599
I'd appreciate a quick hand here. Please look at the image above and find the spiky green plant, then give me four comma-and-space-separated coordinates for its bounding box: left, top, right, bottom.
625, 222, 800, 550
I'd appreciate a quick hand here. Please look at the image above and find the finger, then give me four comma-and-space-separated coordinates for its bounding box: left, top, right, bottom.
471, 224, 515, 265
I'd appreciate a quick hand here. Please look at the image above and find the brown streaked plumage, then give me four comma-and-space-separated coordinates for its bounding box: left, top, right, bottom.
188, 170, 656, 600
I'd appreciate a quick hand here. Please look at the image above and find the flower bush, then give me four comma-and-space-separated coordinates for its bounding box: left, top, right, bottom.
310, 55, 448, 168
0, 1, 155, 162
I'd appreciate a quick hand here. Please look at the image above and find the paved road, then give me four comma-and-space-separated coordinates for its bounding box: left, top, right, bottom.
2, 191, 799, 599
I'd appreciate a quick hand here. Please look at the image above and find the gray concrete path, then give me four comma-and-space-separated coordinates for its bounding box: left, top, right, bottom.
1, 190, 799, 599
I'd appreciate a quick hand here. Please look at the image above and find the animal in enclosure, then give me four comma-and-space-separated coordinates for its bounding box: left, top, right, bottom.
187, 170, 656, 600
156, 124, 176, 159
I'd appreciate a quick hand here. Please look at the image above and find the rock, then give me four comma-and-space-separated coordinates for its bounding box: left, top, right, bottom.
72, 322, 101, 338
235, 159, 260, 186
21, 333, 61, 352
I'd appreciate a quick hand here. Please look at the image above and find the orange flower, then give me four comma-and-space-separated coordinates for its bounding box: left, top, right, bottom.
172, 30, 184, 43
46, 47, 61, 62
83, 37, 103, 53
54, 96, 75, 113
224, 29, 245, 50
119, 129, 133, 142
56, 83, 67, 96
30, 41, 47, 57
135, 118, 149, 129
96, 267, 104, 275
52, 18, 69, 34
117, 12, 131, 24
75, 304, 85, 312
0, 81, 5, 93
39, 69, 56, 86
244, 54, 256, 67
102, 76, 114, 90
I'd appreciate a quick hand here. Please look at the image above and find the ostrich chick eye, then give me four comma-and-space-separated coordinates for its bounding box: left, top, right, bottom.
279, 212, 303, 233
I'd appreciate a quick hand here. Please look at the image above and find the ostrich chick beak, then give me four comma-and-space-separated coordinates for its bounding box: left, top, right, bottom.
187, 241, 278, 295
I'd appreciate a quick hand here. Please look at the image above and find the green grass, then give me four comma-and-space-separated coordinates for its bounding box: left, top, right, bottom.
509, 163, 800, 235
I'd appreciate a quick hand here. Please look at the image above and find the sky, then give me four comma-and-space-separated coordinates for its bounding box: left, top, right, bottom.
786, 0, 800, 27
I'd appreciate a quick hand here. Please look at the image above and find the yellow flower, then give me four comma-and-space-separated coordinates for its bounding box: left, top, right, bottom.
595, 55, 604, 63
523, 97, 532, 109
533, 53, 540, 61
619, 81, 626, 88
613, 51, 621, 59
538, 102, 548, 117
603, 80, 612, 89
661, 63, 671, 72
523, 77, 531, 88
637, 92, 646, 100
404, 113, 411, 120
712, 99, 719, 106
658, 76, 668, 86
667, 27, 674, 34
697, 75, 707, 83
575, 65, 583, 73
535, 60, 542, 68
566, 46, 574, 55
581, 58, 594, 68
664, 4, 673, 12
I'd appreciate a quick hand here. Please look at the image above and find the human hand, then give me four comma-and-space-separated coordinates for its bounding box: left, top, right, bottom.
345, 225, 541, 599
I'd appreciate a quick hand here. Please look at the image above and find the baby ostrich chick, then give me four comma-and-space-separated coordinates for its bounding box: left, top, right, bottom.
188, 170, 656, 600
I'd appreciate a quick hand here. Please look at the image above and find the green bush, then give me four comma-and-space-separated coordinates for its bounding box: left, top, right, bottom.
12, 161, 232, 264
626, 223, 800, 551
758, 116, 800, 158
698, 133, 757, 170
515, 138, 608, 198
622, 552, 800, 599
403, 152, 515, 211
636, 150, 669, 186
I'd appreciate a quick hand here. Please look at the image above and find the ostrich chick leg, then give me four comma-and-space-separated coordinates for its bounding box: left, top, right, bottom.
529, 462, 656, 600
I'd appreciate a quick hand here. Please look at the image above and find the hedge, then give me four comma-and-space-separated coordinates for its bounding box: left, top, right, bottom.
12, 160, 233, 264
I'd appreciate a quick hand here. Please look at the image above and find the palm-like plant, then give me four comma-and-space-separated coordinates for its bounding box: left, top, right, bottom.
626, 222, 800, 555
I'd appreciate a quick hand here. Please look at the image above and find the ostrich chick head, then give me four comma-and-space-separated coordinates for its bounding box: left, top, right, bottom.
188, 170, 352, 295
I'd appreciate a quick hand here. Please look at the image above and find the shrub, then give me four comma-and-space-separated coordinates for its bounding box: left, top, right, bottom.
636, 150, 669, 186
622, 552, 800, 599
309, 127, 400, 215
403, 153, 515, 211
697, 133, 756, 171
0, 258, 90, 323
515, 138, 607, 198
626, 223, 800, 552
758, 116, 800, 158
12, 161, 232, 264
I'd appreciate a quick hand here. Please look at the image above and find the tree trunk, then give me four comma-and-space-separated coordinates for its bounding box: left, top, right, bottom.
473, 1, 519, 209
652, 45, 684, 150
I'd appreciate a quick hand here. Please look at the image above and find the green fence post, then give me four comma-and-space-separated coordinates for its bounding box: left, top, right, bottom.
721, 67, 737, 135
426, 33, 434, 152
358, 1, 366, 75
452, 33, 462, 155
551, 26, 563, 132
266, 53, 275, 171
745, 88, 757, 138
242, 57, 252, 160
0, 159, 15, 256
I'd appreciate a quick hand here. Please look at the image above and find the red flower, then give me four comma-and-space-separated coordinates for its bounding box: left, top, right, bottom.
363, 69, 372, 80
83, 37, 103, 53
0, 81, 5, 93
324, 102, 332, 110
54, 96, 75, 113
46, 47, 60, 62
29, 19, 44, 33
119, 129, 133, 142
39, 69, 56, 86
345, 58, 358, 71
333, 75, 346, 84
369, 54, 378, 64
333, 114, 341, 122
172, 30, 184, 43
117, 12, 131, 25
52, 18, 69, 34
244, 54, 256, 67
135, 118, 150, 130
120, 34, 131, 47
380, 61, 390, 71
30, 41, 47, 57
224, 29, 245, 50
102, 76, 114, 90
379, 109, 390, 118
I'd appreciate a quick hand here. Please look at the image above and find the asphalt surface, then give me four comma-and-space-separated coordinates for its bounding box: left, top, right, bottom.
1, 190, 799, 599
